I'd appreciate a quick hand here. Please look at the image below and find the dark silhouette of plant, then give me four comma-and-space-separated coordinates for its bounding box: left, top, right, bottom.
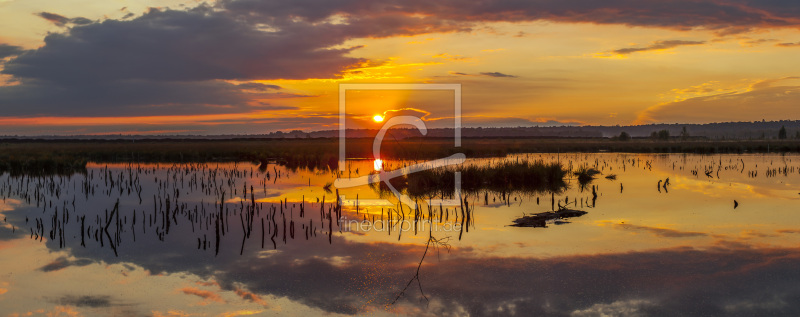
680, 126, 689, 140
651, 129, 670, 140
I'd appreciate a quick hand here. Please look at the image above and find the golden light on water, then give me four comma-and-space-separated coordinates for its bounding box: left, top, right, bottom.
373, 158, 383, 171
373, 115, 384, 122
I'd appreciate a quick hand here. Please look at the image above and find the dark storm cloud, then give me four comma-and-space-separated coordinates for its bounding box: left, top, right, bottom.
11, 0, 796, 86
0, 79, 282, 116
1, 6, 359, 116
7, 7, 364, 83
0, 44, 26, 59
612, 40, 706, 55
36, 12, 93, 27
220, 0, 800, 35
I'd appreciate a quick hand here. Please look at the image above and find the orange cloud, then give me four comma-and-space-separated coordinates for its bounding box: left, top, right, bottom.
180, 287, 225, 305
151, 310, 192, 317
46, 306, 82, 317
234, 287, 268, 307
636, 77, 800, 124
219, 310, 264, 317
432, 53, 471, 61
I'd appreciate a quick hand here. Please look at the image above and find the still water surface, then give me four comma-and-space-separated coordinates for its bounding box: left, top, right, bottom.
1, 153, 800, 316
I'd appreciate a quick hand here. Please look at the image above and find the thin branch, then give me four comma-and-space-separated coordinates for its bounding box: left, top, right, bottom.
389, 233, 451, 307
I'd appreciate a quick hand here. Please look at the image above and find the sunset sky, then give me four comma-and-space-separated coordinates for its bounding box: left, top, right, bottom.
1, 0, 800, 135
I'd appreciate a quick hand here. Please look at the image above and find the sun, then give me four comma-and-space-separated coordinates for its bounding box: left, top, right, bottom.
373, 115, 384, 122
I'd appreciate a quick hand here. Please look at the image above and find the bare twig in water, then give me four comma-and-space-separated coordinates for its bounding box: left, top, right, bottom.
389, 232, 451, 307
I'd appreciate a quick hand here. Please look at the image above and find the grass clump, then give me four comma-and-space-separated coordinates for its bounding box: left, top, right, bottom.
573, 166, 600, 184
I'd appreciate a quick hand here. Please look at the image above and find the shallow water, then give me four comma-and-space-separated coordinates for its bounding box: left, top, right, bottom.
1, 153, 800, 316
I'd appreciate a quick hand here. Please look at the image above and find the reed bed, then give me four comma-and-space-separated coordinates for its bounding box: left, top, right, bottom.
3, 137, 800, 176
374, 160, 567, 198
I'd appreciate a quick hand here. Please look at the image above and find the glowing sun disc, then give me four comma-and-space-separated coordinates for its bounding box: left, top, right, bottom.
373, 115, 384, 122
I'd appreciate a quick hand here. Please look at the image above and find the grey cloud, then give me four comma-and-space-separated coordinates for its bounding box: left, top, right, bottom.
479, 72, 518, 78
1, 7, 358, 116
0, 44, 26, 59
38, 256, 94, 272
69, 17, 94, 25
36, 12, 93, 27
36, 12, 70, 26
777, 42, 800, 47
615, 223, 708, 238
741, 38, 778, 47
449, 71, 518, 78
612, 40, 706, 55
8, 8, 364, 84
0, 79, 257, 116
237, 83, 282, 91
220, 0, 800, 35
57, 295, 113, 308
55, 295, 133, 309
